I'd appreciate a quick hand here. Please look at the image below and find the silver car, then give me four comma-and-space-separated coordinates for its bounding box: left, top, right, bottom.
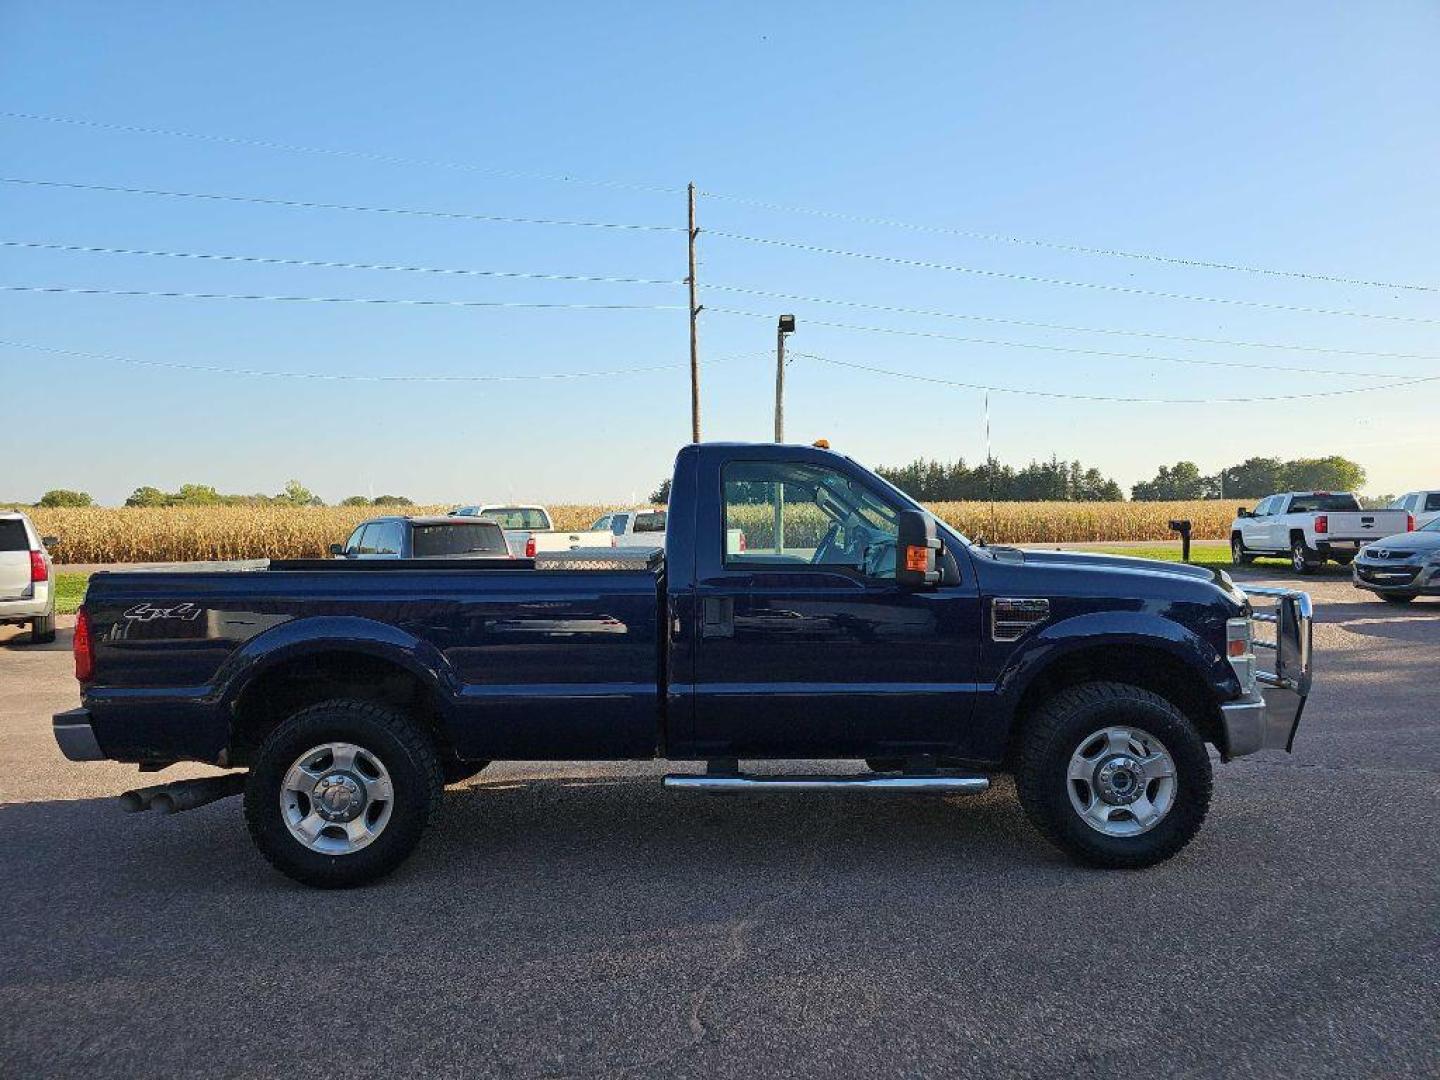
0, 511, 57, 643
1352, 518, 1440, 605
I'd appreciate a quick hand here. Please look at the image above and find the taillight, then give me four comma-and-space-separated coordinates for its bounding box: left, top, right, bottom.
739, 531, 747, 552
30, 550, 48, 582
524, 536, 536, 558
1314, 515, 1328, 534
1407, 513, 1416, 532
73, 608, 94, 682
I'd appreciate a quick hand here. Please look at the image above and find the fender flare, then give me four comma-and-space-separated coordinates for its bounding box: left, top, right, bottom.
211, 615, 462, 720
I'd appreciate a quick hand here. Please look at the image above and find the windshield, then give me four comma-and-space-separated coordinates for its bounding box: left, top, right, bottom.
412, 521, 508, 557
1288, 493, 1360, 512
1422, 518, 1440, 533
480, 507, 551, 530
864, 462, 973, 546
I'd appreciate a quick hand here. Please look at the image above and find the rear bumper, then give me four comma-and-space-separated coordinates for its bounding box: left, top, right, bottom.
0, 585, 53, 622
1220, 688, 1306, 758
53, 707, 105, 761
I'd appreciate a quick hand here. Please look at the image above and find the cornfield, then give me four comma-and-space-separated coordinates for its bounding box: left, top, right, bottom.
29, 500, 1236, 564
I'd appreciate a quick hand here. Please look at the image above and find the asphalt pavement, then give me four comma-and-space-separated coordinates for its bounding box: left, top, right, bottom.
1, 569, 1436, 1079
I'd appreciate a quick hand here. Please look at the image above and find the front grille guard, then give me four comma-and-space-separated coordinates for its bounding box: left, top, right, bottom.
1243, 585, 1314, 697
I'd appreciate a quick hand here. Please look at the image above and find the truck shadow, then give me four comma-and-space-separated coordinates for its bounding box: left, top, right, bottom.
0, 772, 1074, 907
0, 625, 73, 651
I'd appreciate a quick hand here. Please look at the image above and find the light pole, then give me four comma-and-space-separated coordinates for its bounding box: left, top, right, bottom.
774, 314, 795, 443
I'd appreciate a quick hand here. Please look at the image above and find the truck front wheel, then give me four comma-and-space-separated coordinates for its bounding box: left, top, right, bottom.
244, 699, 443, 888
1016, 682, 1212, 869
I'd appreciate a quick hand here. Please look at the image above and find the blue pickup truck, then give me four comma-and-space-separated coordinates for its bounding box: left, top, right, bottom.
53, 442, 1313, 887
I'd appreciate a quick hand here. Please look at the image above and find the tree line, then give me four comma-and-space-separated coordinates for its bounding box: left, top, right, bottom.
1130, 456, 1366, 501
874, 456, 1124, 502
12, 484, 416, 509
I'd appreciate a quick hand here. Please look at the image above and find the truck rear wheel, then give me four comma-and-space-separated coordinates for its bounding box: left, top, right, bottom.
1016, 681, 1212, 870
30, 615, 56, 644
1290, 536, 1321, 575
244, 699, 443, 888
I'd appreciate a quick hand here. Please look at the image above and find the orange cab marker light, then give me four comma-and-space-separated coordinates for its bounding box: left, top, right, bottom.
812, 438, 830, 450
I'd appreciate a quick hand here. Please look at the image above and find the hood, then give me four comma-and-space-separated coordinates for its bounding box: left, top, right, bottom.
1362, 529, 1440, 554
993, 546, 1220, 582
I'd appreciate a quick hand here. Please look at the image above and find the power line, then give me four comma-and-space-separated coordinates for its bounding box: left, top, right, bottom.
0, 339, 752, 383
699, 190, 1435, 294
716, 309, 1417, 378
13, 236, 1437, 368
798, 352, 1440, 405
7, 111, 1421, 293
0, 110, 684, 195
705, 288, 1428, 377
0, 239, 680, 287
0, 177, 683, 232
1, 283, 684, 311
706, 230, 1440, 326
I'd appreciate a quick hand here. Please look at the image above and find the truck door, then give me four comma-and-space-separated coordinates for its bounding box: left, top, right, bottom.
686, 457, 981, 759
1243, 497, 1273, 550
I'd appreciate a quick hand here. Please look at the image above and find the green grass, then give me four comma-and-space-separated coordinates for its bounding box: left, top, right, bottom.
54, 572, 90, 615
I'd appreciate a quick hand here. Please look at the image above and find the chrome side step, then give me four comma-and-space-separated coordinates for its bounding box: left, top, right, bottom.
663, 774, 989, 795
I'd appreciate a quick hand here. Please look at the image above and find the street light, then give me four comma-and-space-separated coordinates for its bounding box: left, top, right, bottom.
775, 314, 795, 442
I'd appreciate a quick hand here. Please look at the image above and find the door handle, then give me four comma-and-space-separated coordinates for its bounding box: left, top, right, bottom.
702, 597, 735, 639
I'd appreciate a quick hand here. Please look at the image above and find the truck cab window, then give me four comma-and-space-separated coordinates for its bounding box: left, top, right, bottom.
722, 461, 899, 576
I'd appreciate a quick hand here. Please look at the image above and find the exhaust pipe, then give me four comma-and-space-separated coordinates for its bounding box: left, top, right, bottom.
119, 773, 246, 815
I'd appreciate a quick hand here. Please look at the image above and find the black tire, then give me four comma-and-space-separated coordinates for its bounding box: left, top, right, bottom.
443, 759, 490, 785
1229, 533, 1254, 566
29, 615, 56, 644
1290, 536, 1321, 575
1381, 593, 1416, 605
1016, 681, 1212, 870
244, 699, 443, 888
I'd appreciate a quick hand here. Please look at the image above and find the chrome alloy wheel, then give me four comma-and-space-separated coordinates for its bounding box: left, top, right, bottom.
1066, 726, 1177, 837
281, 742, 394, 855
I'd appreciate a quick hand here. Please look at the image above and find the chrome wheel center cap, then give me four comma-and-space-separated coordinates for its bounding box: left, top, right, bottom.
1095, 756, 1144, 805
312, 773, 366, 822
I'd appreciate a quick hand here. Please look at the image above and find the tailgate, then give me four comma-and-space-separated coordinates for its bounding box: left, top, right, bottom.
1325, 511, 1408, 539
0, 519, 32, 600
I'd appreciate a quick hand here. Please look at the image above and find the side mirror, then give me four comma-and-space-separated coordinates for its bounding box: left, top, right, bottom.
1236, 507, 1250, 518
41, 535, 59, 548
896, 509, 940, 588
328, 543, 345, 556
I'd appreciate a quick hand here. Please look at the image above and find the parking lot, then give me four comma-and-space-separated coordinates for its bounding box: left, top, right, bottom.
1, 569, 1436, 1079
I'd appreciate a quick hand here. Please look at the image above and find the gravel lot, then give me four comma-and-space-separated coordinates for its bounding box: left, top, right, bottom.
1, 570, 1436, 1078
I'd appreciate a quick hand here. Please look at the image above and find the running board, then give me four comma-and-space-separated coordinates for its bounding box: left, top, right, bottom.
663, 774, 989, 795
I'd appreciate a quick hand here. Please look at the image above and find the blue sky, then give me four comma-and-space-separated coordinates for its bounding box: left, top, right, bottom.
3, 2, 1437, 505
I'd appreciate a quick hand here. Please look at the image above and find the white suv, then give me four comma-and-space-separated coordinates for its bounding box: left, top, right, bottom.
0, 511, 57, 643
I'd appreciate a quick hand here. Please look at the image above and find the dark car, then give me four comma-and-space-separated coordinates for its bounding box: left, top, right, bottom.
330, 516, 510, 559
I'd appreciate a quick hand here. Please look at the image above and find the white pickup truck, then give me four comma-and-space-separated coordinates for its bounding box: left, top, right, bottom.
1230, 491, 1411, 574
449, 504, 611, 558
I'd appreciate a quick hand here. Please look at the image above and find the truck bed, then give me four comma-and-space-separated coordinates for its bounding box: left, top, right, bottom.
80, 559, 667, 765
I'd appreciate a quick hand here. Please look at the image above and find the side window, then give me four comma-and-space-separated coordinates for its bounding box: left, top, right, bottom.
721, 460, 899, 577
1426, 494, 1440, 512
343, 526, 366, 555
611, 514, 630, 536
352, 525, 375, 555
370, 522, 403, 556
633, 511, 666, 534
591, 514, 612, 532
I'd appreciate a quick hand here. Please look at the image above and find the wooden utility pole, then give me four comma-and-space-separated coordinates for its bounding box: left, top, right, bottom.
773, 314, 794, 443
687, 182, 701, 443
